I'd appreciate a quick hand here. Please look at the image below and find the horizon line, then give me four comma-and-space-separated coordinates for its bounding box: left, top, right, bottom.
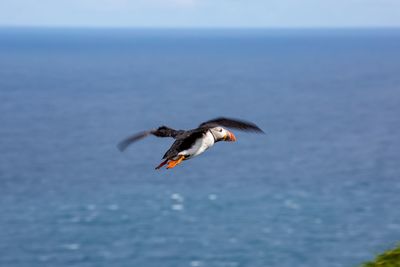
1, 25, 400, 31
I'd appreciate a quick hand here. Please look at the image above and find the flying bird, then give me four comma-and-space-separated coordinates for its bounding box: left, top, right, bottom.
118, 117, 264, 170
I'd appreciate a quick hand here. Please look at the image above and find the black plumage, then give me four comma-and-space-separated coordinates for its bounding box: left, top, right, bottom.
162, 130, 206, 159
198, 117, 264, 133
117, 126, 185, 152
118, 117, 264, 166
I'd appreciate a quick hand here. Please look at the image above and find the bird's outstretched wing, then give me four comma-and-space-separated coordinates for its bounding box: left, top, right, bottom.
199, 117, 264, 133
117, 126, 184, 151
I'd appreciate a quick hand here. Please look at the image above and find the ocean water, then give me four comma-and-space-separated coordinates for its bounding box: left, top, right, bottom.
1, 28, 400, 267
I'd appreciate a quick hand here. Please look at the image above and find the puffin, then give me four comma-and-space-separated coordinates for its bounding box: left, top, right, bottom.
118, 117, 264, 170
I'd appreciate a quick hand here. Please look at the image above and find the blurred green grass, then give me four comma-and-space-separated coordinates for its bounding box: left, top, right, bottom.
362, 244, 400, 267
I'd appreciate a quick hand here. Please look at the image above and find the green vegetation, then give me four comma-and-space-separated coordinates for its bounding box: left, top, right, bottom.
362, 244, 400, 267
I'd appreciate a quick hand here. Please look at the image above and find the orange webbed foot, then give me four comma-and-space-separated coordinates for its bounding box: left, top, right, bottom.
166, 155, 185, 169
155, 159, 168, 170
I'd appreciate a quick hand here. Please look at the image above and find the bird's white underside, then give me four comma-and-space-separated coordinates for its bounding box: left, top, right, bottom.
177, 131, 215, 159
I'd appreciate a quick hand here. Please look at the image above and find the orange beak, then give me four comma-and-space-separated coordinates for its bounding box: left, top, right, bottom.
225, 131, 236, 142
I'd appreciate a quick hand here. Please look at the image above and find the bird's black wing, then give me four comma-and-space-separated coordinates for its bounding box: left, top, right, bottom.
199, 117, 264, 133
117, 126, 185, 152
162, 130, 206, 159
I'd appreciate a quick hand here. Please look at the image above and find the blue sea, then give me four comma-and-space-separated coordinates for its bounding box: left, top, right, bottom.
1, 28, 400, 267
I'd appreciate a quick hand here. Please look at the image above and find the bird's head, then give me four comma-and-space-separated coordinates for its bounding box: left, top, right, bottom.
210, 127, 236, 142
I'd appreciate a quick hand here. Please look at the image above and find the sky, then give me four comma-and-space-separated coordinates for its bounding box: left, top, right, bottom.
0, 0, 400, 28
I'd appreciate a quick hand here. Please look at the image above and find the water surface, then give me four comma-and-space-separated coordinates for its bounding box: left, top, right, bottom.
1, 28, 400, 267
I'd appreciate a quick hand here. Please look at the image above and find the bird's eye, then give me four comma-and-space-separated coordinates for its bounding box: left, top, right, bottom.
219, 129, 223, 132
